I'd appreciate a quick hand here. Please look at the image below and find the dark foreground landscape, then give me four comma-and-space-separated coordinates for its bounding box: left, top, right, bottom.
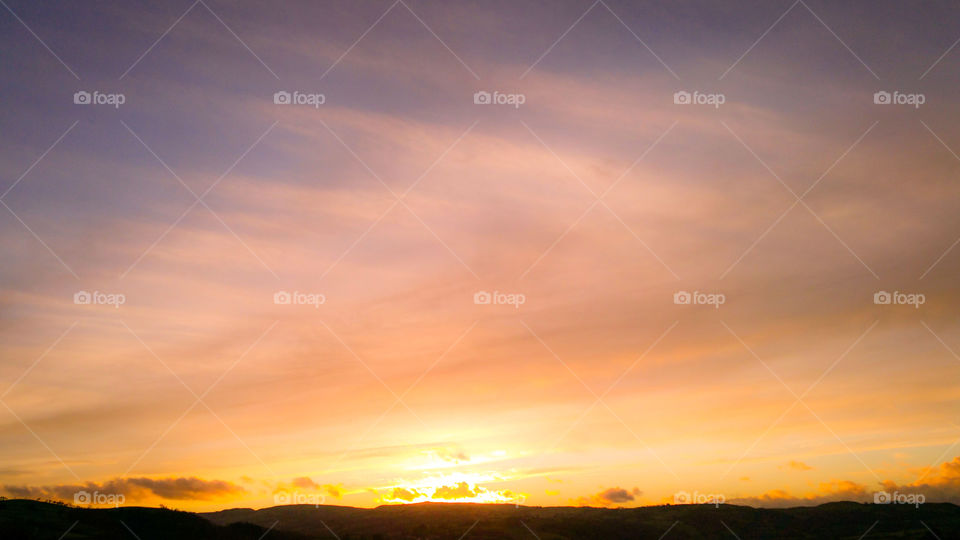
1, 499, 958, 539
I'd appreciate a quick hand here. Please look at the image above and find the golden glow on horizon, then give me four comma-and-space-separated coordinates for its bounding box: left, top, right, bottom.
368, 449, 521, 504
376, 468, 524, 504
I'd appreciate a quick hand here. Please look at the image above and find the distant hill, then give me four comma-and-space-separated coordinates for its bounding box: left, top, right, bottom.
0, 499, 307, 540
3, 499, 959, 539
203, 501, 960, 539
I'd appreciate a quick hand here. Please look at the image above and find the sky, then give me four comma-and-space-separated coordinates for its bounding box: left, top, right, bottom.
1, 0, 960, 512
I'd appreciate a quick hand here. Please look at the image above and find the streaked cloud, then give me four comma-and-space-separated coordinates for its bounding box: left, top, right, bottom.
1, 0, 958, 512
3, 477, 245, 503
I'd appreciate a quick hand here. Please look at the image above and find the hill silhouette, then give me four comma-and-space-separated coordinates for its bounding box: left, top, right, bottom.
0, 499, 307, 540
201, 501, 960, 538
3, 499, 959, 539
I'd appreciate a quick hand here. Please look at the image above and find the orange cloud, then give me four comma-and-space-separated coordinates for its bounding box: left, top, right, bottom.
3, 477, 245, 503
727, 456, 960, 508
781, 461, 814, 472
881, 456, 960, 503
572, 486, 641, 507
385, 487, 424, 502
291, 477, 317, 489
433, 482, 480, 500
275, 478, 344, 499
728, 479, 868, 508
434, 449, 470, 464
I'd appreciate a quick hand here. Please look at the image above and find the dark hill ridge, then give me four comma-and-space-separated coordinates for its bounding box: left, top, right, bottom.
203, 501, 960, 539
0, 499, 307, 540
3, 499, 959, 539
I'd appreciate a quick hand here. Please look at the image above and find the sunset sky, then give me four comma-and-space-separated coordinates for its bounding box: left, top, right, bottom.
2, 0, 960, 512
